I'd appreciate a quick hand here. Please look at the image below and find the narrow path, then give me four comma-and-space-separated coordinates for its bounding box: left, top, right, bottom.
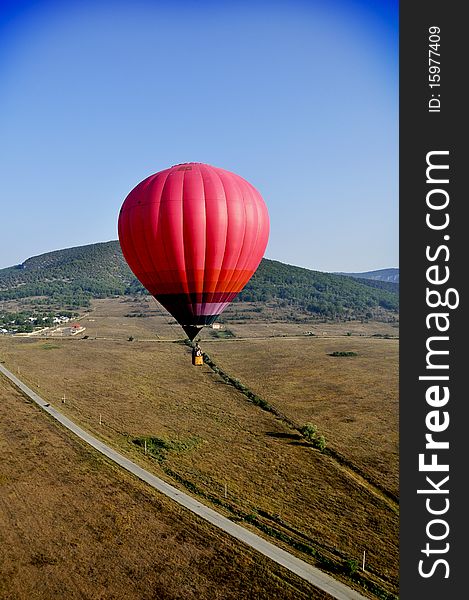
0, 362, 368, 600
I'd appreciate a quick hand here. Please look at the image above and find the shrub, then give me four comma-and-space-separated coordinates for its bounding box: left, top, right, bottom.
300, 423, 327, 452
300, 423, 317, 441
344, 558, 358, 575
316, 435, 327, 451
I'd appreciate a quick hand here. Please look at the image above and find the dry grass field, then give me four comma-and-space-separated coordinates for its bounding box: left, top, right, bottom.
207, 336, 399, 498
68, 297, 399, 341
0, 297, 399, 598
0, 378, 330, 600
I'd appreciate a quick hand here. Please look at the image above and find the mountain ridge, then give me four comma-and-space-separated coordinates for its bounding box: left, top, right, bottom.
0, 241, 399, 319
335, 268, 399, 284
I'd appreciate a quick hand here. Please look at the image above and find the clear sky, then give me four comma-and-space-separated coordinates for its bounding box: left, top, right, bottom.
0, 0, 398, 273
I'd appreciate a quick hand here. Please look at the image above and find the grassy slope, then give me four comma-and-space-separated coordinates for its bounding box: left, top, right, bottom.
206, 336, 399, 497
0, 300, 399, 598
0, 377, 329, 600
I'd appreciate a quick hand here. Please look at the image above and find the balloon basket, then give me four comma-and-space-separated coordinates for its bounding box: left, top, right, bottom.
192, 355, 204, 366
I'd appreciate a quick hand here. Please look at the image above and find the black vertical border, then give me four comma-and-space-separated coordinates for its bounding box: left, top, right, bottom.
400, 2, 465, 598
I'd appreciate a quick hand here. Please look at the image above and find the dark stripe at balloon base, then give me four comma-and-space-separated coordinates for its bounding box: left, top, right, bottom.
154, 293, 232, 328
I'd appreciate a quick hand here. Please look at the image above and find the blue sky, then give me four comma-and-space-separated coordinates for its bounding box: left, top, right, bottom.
0, 0, 398, 272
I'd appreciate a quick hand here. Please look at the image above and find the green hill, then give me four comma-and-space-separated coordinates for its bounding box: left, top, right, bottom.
0, 241, 398, 319
0, 241, 135, 307
237, 259, 398, 317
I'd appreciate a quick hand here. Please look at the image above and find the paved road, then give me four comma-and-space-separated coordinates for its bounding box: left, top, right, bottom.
0, 362, 368, 600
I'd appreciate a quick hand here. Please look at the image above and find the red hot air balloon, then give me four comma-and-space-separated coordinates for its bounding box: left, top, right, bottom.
118, 163, 270, 341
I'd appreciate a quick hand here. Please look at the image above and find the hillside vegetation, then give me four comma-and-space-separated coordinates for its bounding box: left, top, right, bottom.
0, 241, 398, 319
0, 242, 134, 307
237, 259, 398, 317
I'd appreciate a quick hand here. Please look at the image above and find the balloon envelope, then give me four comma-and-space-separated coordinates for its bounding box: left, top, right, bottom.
118, 163, 269, 339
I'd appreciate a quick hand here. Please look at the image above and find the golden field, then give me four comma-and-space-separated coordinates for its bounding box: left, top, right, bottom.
0, 298, 399, 598
0, 378, 329, 600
